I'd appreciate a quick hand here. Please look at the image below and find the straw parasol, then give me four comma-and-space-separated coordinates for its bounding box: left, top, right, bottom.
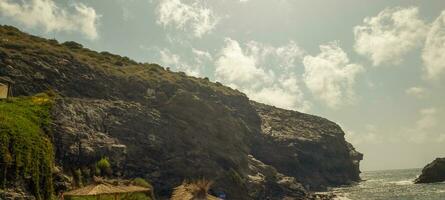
118, 185, 151, 193
64, 182, 151, 200
170, 180, 221, 200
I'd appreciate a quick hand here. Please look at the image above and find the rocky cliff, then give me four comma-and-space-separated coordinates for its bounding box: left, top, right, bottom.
0, 25, 362, 199
415, 158, 445, 184
251, 102, 362, 190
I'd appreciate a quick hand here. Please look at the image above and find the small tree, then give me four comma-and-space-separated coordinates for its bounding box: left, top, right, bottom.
96, 157, 112, 177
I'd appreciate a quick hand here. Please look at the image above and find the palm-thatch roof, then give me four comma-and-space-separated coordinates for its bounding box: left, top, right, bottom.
64, 183, 126, 196
117, 185, 151, 193
64, 183, 150, 197
170, 180, 221, 200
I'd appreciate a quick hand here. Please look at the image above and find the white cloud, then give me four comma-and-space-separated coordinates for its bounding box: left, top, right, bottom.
245, 40, 305, 70
422, 10, 445, 80
303, 41, 363, 108
156, 0, 219, 38
159, 48, 208, 77
345, 125, 381, 145
215, 38, 271, 86
192, 48, 212, 64
405, 86, 427, 99
0, 0, 100, 39
215, 38, 310, 111
354, 7, 428, 66
246, 76, 310, 111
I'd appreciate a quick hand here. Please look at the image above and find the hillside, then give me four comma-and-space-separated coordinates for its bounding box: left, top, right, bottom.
0, 25, 362, 200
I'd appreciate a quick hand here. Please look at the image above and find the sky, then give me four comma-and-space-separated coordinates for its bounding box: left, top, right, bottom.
0, 0, 444, 171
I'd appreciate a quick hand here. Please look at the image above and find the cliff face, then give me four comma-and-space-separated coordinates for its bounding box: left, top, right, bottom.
0, 25, 361, 199
415, 158, 445, 184
251, 102, 362, 190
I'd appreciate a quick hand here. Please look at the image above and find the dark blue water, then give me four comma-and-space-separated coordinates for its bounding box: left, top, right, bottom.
329, 169, 445, 200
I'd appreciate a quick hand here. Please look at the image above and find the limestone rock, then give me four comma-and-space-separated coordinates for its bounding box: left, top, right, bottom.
251, 102, 362, 190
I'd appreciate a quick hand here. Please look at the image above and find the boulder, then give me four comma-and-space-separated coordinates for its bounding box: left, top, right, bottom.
415, 158, 445, 184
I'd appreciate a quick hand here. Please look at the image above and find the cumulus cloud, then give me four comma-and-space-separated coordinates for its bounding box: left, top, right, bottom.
0, 0, 100, 39
215, 39, 270, 86
215, 38, 310, 111
354, 7, 428, 66
345, 125, 381, 145
303, 41, 363, 108
405, 86, 427, 99
159, 48, 210, 77
245, 40, 305, 70
422, 10, 445, 80
192, 48, 212, 65
156, 0, 219, 38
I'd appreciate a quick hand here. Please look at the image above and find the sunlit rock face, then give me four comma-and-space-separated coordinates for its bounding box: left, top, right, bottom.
415, 158, 445, 184
251, 102, 363, 190
0, 25, 361, 199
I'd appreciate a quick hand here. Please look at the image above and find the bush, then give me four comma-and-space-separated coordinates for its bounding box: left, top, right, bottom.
96, 157, 112, 176
62, 41, 83, 49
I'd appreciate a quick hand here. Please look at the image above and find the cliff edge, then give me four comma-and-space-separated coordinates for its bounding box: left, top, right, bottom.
0, 25, 361, 199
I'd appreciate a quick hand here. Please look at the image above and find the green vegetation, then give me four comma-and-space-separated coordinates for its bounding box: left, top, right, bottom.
132, 178, 155, 200
0, 25, 243, 97
96, 157, 112, 177
0, 93, 55, 200
132, 178, 151, 188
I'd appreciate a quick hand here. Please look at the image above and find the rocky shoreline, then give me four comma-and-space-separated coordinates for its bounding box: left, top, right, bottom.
415, 158, 445, 184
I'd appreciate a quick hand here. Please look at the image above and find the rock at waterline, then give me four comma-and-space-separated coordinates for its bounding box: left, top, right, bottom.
415, 157, 445, 184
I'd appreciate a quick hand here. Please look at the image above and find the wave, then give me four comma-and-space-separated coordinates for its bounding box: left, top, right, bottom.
388, 179, 414, 185
333, 196, 353, 200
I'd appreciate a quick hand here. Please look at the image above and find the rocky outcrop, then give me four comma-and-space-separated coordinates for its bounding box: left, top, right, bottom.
415, 158, 445, 184
0, 25, 361, 199
251, 102, 362, 190
246, 155, 308, 199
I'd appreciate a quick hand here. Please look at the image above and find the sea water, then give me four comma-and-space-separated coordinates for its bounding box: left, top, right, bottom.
330, 168, 445, 200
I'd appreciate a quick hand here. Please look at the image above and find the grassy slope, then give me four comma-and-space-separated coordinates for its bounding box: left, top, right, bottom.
0, 93, 54, 200
0, 25, 241, 97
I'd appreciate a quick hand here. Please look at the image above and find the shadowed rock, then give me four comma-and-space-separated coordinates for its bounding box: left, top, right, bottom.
415, 158, 445, 184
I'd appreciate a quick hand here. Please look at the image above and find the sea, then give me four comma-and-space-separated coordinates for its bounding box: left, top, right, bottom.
328, 168, 445, 200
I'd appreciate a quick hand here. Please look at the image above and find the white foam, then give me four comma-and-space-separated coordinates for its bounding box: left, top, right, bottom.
388, 179, 413, 185
333, 196, 353, 200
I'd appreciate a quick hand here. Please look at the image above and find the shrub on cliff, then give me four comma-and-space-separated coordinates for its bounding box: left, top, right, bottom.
96, 157, 112, 177
0, 93, 55, 200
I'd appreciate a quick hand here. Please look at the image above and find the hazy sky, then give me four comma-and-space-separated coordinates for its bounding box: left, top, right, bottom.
1, 0, 444, 171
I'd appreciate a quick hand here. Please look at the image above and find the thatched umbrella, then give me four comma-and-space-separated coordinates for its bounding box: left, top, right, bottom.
64, 182, 151, 200
170, 180, 221, 200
